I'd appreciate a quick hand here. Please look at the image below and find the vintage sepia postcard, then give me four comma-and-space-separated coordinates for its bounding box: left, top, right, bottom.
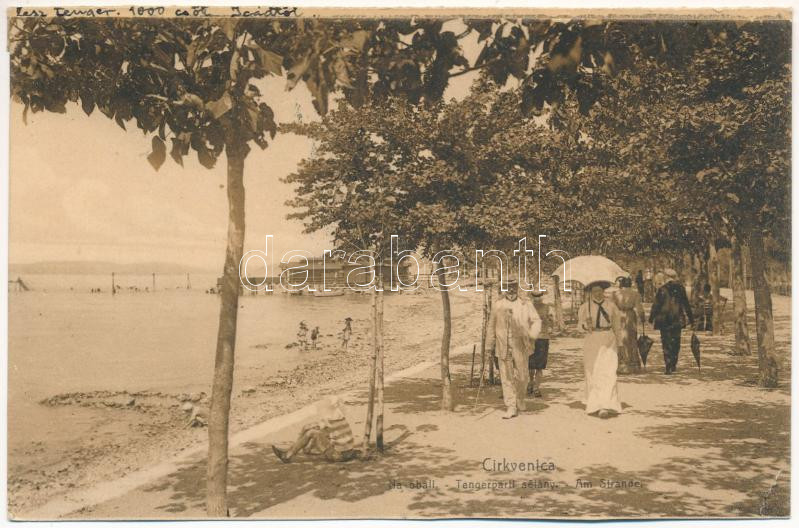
4, 3, 792, 522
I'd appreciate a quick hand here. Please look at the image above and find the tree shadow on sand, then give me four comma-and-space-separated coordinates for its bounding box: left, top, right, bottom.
141, 422, 479, 517
634, 397, 790, 517
137, 317, 789, 519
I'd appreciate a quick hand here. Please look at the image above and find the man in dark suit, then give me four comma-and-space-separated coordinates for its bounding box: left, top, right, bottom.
649, 268, 694, 374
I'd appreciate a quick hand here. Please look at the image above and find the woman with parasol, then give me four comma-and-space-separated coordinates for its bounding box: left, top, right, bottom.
578, 281, 624, 418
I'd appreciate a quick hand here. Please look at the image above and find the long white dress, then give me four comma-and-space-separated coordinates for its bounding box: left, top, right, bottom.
578, 299, 623, 414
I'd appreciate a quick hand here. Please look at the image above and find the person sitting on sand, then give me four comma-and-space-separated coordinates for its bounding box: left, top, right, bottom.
272, 396, 358, 463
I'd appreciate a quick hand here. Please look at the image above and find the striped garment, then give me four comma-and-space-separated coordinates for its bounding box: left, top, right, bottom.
324, 417, 355, 452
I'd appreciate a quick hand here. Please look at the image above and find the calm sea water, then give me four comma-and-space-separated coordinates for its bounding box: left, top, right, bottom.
7, 274, 377, 453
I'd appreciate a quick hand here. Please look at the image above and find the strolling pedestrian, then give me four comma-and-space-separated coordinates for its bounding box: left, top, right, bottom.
612, 277, 645, 374
486, 277, 541, 419
644, 268, 654, 301
635, 270, 645, 298
649, 268, 694, 374
696, 283, 714, 333
528, 289, 550, 398
578, 281, 623, 418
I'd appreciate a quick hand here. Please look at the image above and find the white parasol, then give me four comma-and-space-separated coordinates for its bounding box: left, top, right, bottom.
551, 255, 629, 289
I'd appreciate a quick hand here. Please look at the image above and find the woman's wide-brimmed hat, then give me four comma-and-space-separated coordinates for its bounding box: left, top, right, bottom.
586, 280, 612, 291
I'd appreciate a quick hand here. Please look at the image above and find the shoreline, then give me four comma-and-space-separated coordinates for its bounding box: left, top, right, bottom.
8, 289, 483, 518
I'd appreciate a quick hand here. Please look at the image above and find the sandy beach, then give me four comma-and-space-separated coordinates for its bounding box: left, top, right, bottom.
7, 286, 483, 515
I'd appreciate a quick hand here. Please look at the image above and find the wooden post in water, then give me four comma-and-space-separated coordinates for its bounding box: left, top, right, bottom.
152, 272, 156, 292
111, 272, 116, 295
187, 273, 192, 290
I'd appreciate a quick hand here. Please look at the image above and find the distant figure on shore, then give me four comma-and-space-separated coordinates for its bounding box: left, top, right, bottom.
310, 326, 320, 349
649, 268, 694, 374
578, 281, 623, 419
644, 268, 654, 302
272, 396, 358, 463
486, 277, 541, 419
298, 321, 309, 350
341, 318, 353, 352
612, 277, 645, 374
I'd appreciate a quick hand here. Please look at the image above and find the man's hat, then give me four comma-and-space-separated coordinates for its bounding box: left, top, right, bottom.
664, 268, 679, 280
531, 289, 546, 297
503, 274, 519, 288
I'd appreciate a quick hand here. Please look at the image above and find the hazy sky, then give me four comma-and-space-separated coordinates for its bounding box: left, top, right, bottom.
9, 22, 481, 271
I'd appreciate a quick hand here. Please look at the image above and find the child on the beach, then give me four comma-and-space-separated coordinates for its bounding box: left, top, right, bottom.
341, 317, 353, 352
297, 321, 309, 350
310, 326, 320, 349
272, 396, 358, 463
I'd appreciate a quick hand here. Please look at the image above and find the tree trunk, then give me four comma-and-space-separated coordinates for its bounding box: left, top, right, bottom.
206, 145, 246, 517
727, 249, 734, 290
487, 280, 495, 384
552, 276, 564, 331
708, 240, 722, 335
742, 244, 748, 290
375, 275, 385, 451
749, 227, 779, 387
683, 253, 693, 292
730, 235, 751, 356
689, 253, 701, 306
362, 271, 378, 450
437, 266, 454, 411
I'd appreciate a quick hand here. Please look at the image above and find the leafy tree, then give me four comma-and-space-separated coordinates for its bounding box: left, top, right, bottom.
581, 21, 789, 383
8, 14, 456, 514
283, 98, 430, 443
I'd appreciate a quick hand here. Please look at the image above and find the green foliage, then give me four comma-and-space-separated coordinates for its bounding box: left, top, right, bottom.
585, 20, 790, 250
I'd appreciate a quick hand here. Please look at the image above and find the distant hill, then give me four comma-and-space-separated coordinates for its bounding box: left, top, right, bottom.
8, 260, 214, 275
